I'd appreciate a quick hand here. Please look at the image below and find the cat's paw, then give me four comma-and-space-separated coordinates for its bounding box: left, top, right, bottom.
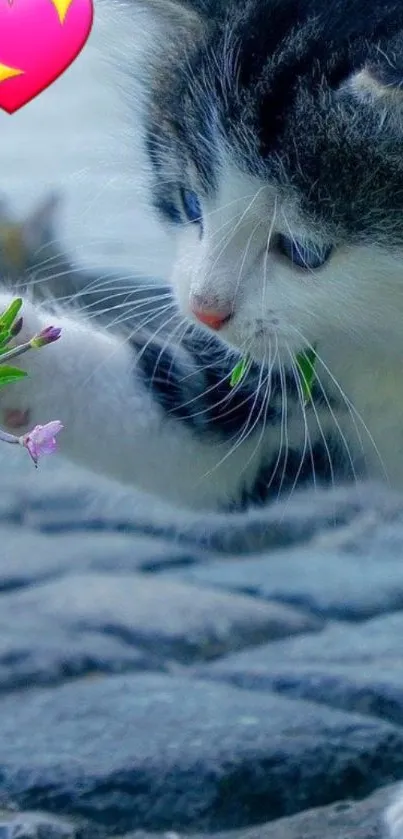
385, 788, 403, 839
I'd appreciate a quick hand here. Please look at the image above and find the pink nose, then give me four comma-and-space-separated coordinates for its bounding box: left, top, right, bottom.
190, 305, 231, 331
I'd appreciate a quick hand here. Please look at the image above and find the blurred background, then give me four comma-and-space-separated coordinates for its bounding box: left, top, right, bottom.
0, 0, 174, 277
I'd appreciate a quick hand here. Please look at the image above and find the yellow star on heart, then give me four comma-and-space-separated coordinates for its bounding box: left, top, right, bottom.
48, 0, 74, 23
0, 63, 24, 84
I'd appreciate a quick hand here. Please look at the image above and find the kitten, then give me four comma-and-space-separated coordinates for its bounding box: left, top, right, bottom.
2, 0, 403, 503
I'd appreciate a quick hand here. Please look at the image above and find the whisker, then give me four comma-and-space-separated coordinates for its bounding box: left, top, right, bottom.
233, 339, 276, 483
275, 353, 291, 501
200, 345, 269, 480
290, 324, 388, 483
284, 344, 316, 499
75, 307, 179, 394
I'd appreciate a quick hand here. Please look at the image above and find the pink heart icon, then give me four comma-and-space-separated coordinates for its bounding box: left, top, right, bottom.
0, 0, 93, 114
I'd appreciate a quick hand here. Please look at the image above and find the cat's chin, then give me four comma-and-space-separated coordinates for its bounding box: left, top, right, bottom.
217, 326, 304, 365
210, 331, 304, 370
186, 311, 306, 363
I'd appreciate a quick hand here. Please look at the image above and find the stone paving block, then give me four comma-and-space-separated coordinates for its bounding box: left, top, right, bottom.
0, 623, 152, 693
0, 674, 403, 835
9, 469, 401, 555
163, 542, 403, 620
195, 612, 403, 725
0, 573, 319, 664
0, 529, 179, 590
115, 781, 401, 839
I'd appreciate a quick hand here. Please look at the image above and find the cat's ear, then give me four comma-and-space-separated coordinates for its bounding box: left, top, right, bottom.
346, 65, 403, 104
21, 191, 62, 252
341, 40, 403, 107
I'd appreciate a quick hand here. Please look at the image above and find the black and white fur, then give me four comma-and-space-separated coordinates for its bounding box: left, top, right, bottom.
2, 1, 403, 825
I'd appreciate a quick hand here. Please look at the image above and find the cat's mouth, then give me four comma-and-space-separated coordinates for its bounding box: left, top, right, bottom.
185, 297, 305, 361
216, 317, 303, 364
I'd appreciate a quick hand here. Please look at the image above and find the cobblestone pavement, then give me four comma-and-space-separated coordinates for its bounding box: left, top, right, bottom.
0, 464, 403, 838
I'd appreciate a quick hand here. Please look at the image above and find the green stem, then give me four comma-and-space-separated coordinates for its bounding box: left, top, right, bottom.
0, 341, 32, 364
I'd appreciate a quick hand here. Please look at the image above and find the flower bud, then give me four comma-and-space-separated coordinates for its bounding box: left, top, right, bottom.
10, 316, 23, 338
30, 326, 62, 349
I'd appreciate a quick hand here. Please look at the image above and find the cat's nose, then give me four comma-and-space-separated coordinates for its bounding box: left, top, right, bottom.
190, 302, 232, 330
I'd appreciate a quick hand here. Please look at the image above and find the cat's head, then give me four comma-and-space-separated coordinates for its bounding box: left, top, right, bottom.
0, 192, 61, 281
138, 0, 403, 362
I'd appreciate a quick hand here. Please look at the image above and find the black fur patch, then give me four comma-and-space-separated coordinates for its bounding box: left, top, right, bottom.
131, 326, 353, 506
131, 328, 295, 438
238, 436, 357, 509
146, 0, 403, 246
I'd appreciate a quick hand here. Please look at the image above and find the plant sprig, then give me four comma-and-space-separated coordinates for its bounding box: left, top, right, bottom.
230, 347, 317, 404
230, 356, 251, 388
0, 298, 63, 467
295, 348, 317, 405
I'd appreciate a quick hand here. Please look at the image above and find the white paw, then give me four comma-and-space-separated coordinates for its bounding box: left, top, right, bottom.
385, 788, 403, 839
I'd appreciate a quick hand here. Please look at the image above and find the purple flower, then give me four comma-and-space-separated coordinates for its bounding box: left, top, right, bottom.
30, 326, 62, 349
21, 421, 63, 466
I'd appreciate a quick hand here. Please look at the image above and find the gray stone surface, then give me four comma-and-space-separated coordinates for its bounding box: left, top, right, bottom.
0, 528, 187, 590
6, 471, 402, 555
0, 624, 151, 693
0, 673, 403, 835
0, 573, 318, 666
196, 612, 403, 725
0, 526, 199, 589
164, 540, 403, 620
1, 470, 403, 838
116, 782, 400, 839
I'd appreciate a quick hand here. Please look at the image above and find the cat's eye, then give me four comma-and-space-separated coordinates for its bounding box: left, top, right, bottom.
180, 188, 202, 225
277, 234, 333, 269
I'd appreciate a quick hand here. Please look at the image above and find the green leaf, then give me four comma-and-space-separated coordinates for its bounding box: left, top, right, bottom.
0, 330, 12, 351
0, 366, 27, 388
230, 357, 250, 388
296, 349, 317, 404
230, 348, 317, 402
0, 298, 22, 333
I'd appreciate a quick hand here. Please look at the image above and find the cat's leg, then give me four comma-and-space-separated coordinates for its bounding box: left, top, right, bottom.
384, 788, 403, 839
0, 292, 269, 511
